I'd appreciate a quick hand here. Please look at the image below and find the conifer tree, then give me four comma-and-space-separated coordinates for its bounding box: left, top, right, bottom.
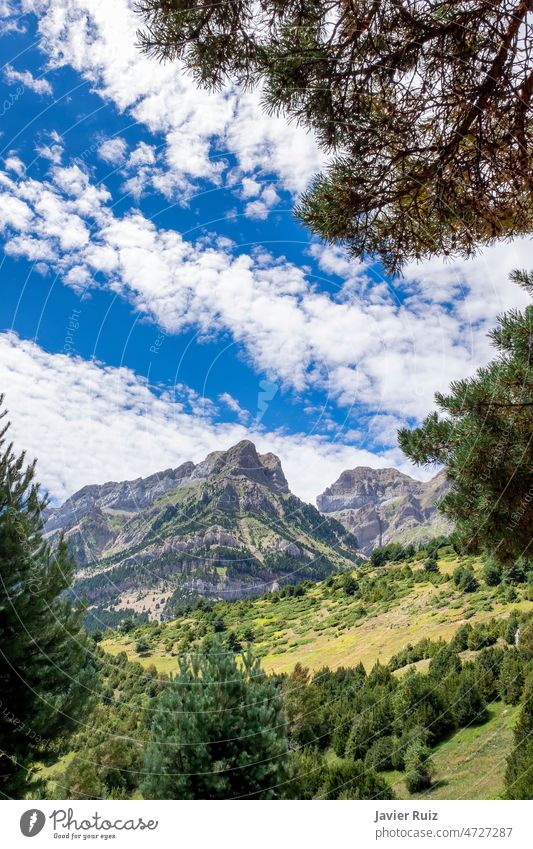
399, 271, 533, 566
141, 641, 288, 799
136, 1, 533, 272
0, 397, 95, 797
505, 672, 533, 799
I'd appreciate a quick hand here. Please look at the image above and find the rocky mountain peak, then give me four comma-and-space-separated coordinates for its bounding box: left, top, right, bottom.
45, 440, 354, 619
317, 465, 451, 554
191, 440, 288, 493
317, 466, 420, 513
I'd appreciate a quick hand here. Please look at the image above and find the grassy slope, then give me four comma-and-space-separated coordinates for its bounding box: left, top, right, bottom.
102, 553, 532, 677
383, 701, 519, 800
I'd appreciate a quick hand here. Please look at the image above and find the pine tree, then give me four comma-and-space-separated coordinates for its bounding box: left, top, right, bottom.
505, 672, 533, 799
0, 398, 95, 797
141, 641, 288, 799
399, 270, 533, 567
135, 1, 533, 272
452, 670, 487, 727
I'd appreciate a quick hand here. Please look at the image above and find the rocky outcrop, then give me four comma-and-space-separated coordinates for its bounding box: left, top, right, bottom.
317, 467, 451, 554
45, 462, 196, 532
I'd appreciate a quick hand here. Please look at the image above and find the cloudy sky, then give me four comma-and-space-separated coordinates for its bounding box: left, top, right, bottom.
0, 0, 531, 505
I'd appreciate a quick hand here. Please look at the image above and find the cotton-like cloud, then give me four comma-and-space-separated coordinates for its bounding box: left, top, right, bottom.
98, 137, 128, 165
24, 0, 323, 201
0, 159, 530, 425
4, 64, 52, 95
0, 332, 406, 504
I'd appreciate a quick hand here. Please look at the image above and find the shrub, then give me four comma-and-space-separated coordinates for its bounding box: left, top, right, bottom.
483, 559, 502, 587
365, 736, 394, 772
343, 574, 359, 596
424, 556, 439, 574
453, 565, 479, 593
319, 759, 394, 800
404, 741, 433, 793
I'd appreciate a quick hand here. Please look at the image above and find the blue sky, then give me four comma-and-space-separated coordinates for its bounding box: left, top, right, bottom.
0, 1, 531, 505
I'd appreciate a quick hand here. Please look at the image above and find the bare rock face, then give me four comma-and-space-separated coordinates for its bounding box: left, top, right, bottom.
45, 462, 196, 532
317, 467, 452, 554
191, 440, 289, 493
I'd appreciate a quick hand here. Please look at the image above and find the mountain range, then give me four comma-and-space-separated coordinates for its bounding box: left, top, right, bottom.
45, 440, 449, 623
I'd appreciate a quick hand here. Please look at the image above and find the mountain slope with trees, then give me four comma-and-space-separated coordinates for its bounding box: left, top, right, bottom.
45, 440, 359, 624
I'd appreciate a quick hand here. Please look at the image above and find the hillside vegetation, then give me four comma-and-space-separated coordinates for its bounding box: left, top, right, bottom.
102, 548, 533, 676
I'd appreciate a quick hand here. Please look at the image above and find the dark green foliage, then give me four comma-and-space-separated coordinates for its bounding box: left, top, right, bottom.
283, 663, 326, 750
225, 630, 242, 652
452, 623, 473, 652
287, 750, 393, 800
392, 670, 452, 743
286, 749, 324, 800
453, 565, 479, 593
141, 642, 288, 799
503, 559, 528, 585
136, 2, 533, 272
342, 574, 359, 596
505, 673, 533, 799
424, 556, 439, 574
519, 620, 533, 658
499, 651, 526, 705
423, 536, 457, 559
389, 637, 440, 672
63, 757, 102, 800
319, 759, 394, 800
371, 542, 413, 567
429, 645, 462, 680
364, 736, 394, 772
467, 623, 498, 652
135, 637, 150, 654
242, 626, 254, 643
0, 399, 95, 798
473, 647, 506, 701
404, 740, 433, 793
391, 726, 429, 772
452, 670, 487, 727
483, 558, 503, 587
64, 737, 141, 800
504, 612, 521, 645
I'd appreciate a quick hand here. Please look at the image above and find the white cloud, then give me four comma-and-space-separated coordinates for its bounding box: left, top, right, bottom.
22, 0, 323, 201
98, 136, 128, 165
35, 130, 64, 164
0, 332, 404, 505
244, 183, 281, 220
0, 158, 531, 426
240, 177, 261, 199
219, 392, 250, 424
4, 64, 52, 95
4, 155, 25, 176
